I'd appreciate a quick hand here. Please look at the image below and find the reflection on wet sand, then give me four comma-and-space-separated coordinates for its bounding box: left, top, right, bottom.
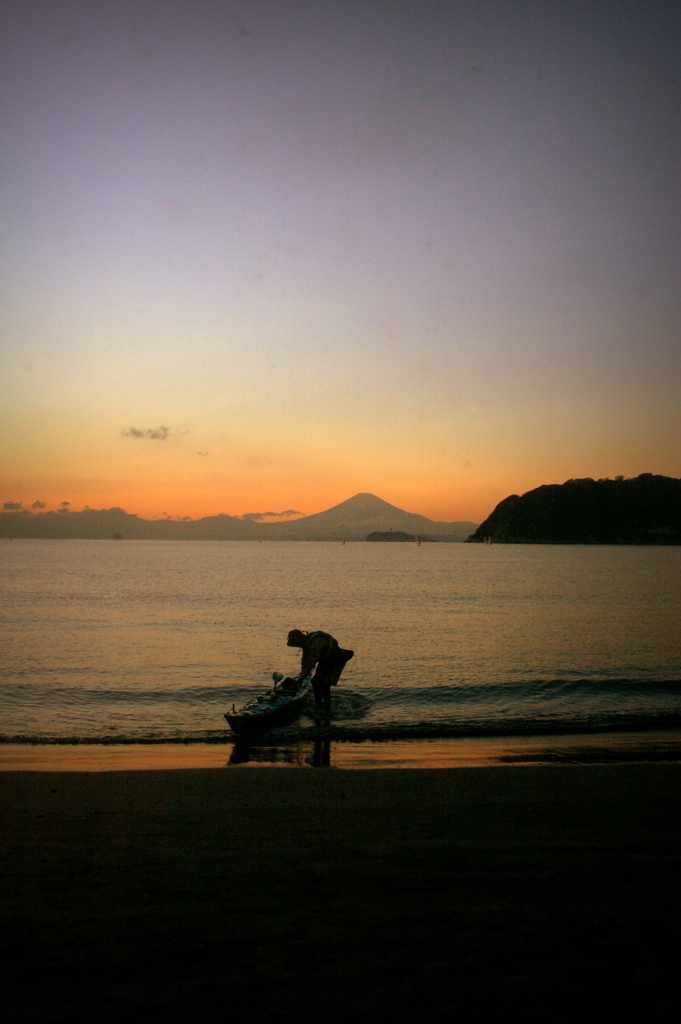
228, 731, 681, 768
228, 736, 331, 767
1, 730, 681, 771
312, 737, 331, 767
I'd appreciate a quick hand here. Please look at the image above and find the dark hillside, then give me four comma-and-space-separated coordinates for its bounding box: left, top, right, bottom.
0, 507, 258, 540
466, 475, 681, 544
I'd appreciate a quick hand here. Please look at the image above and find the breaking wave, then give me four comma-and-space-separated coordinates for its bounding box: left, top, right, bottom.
2, 677, 681, 744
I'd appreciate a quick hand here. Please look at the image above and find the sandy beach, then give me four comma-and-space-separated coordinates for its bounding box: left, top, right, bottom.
2, 763, 680, 1022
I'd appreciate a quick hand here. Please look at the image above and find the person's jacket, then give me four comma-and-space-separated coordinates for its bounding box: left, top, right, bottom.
300, 631, 337, 678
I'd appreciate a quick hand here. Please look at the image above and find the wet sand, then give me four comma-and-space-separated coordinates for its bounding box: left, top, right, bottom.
2, 728, 681, 770
2, 764, 681, 1022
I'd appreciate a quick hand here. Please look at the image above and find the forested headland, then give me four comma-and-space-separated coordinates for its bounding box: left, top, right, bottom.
466, 475, 681, 544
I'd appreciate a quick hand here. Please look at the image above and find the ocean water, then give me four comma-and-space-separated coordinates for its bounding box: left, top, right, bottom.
1, 539, 680, 743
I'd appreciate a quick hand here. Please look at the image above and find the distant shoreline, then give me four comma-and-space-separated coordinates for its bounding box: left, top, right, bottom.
0, 491, 477, 541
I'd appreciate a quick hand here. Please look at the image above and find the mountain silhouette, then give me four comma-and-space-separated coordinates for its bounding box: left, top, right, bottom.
266, 493, 476, 540
0, 492, 477, 541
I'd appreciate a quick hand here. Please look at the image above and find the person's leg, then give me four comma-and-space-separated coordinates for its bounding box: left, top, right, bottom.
312, 670, 333, 713
314, 647, 353, 712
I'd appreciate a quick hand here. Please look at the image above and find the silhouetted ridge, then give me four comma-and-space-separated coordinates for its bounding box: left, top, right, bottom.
0, 493, 477, 541
466, 475, 681, 544
265, 493, 476, 540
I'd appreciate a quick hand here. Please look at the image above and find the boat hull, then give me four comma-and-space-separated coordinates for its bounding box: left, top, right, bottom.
225, 676, 312, 733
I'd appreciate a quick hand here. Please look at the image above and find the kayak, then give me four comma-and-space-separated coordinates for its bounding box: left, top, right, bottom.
224, 673, 312, 733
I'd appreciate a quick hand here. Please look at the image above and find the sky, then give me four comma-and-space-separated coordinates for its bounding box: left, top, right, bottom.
1, 0, 680, 524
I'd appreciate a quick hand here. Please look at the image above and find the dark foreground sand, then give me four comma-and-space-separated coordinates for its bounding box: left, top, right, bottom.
2, 765, 681, 1023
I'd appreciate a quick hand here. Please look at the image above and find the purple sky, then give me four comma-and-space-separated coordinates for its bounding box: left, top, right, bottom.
1, 0, 680, 521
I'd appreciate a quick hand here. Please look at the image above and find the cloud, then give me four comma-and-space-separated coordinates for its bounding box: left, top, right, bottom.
31, 500, 47, 509
197, 451, 209, 456
3, 501, 23, 510
122, 425, 170, 440
241, 509, 304, 522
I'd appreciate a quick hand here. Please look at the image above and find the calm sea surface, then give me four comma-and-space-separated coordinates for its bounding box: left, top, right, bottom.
1, 539, 680, 743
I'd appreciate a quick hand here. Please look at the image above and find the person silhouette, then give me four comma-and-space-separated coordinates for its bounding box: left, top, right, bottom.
285, 629, 354, 713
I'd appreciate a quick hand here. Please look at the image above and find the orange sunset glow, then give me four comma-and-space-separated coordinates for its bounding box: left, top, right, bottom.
2, 1, 680, 524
